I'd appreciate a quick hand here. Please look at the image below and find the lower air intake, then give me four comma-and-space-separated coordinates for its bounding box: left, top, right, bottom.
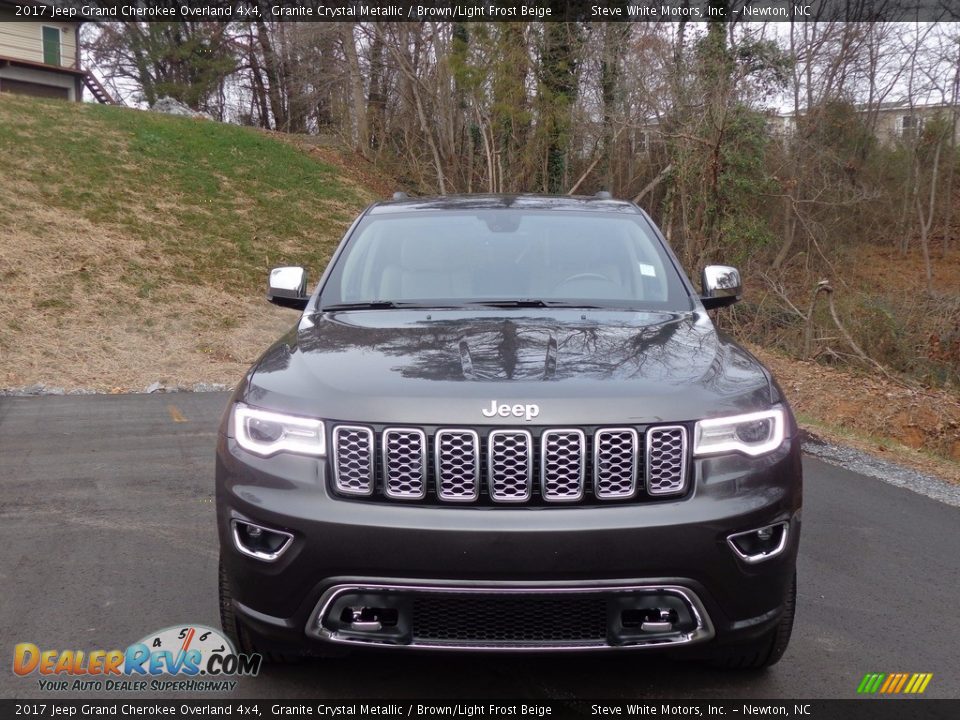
412, 594, 608, 646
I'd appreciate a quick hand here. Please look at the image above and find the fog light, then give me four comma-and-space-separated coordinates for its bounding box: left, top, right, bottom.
231, 519, 293, 561
339, 606, 399, 632
727, 522, 788, 564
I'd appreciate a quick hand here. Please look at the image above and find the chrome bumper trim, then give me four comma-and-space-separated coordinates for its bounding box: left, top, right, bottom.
306, 581, 715, 651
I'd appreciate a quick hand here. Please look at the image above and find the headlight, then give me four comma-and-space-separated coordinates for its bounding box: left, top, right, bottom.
232, 403, 326, 457
693, 408, 786, 457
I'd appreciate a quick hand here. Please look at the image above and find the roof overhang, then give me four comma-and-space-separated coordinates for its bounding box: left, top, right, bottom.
0, 54, 88, 77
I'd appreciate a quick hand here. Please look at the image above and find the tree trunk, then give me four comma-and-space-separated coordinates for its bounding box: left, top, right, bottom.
943, 41, 960, 257
389, 28, 447, 194
366, 25, 386, 153
772, 193, 797, 271
339, 23, 368, 154
493, 23, 530, 192
915, 139, 943, 295
539, 16, 580, 194
599, 21, 627, 191
254, 20, 287, 131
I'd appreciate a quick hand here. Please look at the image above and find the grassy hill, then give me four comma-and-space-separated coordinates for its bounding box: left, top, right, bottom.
0, 94, 381, 391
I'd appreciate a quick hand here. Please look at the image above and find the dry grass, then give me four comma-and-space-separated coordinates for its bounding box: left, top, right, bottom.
0, 94, 380, 391
750, 344, 960, 481
0, 186, 295, 390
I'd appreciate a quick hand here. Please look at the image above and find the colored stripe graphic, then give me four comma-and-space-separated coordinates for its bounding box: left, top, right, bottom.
881, 674, 896, 693
893, 674, 909, 693
857, 673, 883, 693
858, 672, 932, 694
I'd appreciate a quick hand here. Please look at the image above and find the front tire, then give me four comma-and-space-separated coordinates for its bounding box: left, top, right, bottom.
707, 572, 797, 670
218, 556, 303, 663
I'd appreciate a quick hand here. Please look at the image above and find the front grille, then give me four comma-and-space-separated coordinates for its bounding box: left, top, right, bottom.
332, 426, 374, 496
435, 429, 480, 501
382, 428, 426, 500
646, 426, 688, 495
331, 424, 689, 505
541, 430, 586, 501
412, 593, 608, 646
488, 430, 533, 502
594, 428, 639, 499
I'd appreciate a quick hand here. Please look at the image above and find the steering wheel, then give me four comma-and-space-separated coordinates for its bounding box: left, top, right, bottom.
557, 272, 609, 284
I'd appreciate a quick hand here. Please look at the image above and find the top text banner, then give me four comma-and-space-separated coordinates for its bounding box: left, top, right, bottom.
12, 0, 960, 23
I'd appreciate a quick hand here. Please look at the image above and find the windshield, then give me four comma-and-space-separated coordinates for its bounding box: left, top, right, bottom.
320, 210, 692, 310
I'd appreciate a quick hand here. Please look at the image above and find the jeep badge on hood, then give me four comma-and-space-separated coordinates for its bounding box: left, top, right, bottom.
481, 401, 541, 421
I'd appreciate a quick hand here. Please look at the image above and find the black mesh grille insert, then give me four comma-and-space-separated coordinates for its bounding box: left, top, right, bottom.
411, 593, 608, 645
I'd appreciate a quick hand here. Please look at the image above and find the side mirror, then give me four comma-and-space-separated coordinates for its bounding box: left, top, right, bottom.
267, 266, 309, 310
701, 265, 742, 310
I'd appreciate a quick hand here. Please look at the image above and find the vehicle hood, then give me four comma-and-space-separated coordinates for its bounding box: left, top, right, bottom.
239, 309, 777, 425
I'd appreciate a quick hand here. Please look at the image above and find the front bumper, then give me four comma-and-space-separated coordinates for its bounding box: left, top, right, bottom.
215, 434, 802, 652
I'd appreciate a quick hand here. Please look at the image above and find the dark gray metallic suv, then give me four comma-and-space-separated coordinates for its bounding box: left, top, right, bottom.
216, 194, 801, 669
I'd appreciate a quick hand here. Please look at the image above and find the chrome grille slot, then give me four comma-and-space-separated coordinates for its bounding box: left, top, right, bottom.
646, 426, 688, 495
332, 425, 374, 496
382, 428, 427, 500
488, 430, 533, 503
435, 429, 480, 502
541, 429, 585, 502
594, 428, 639, 499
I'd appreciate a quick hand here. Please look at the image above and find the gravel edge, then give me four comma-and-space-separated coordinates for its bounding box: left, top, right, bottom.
0, 382, 231, 396
801, 430, 960, 508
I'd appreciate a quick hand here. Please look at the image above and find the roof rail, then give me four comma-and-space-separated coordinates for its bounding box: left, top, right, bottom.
594, 190, 612, 199
392, 191, 409, 201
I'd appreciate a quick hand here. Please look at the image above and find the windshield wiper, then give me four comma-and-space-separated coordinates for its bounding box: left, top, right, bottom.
467, 299, 606, 309
321, 300, 466, 311
321, 300, 405, 311
322, 299, 609, 311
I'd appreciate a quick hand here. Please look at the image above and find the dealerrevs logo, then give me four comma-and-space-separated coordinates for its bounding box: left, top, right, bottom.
13, 625, 261, 692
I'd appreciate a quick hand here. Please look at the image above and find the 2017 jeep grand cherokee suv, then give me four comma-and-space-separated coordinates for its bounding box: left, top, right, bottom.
216, 194, 801, 669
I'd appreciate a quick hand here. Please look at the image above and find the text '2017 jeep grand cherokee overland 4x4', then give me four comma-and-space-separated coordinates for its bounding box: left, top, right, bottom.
216, 194, 801, 669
